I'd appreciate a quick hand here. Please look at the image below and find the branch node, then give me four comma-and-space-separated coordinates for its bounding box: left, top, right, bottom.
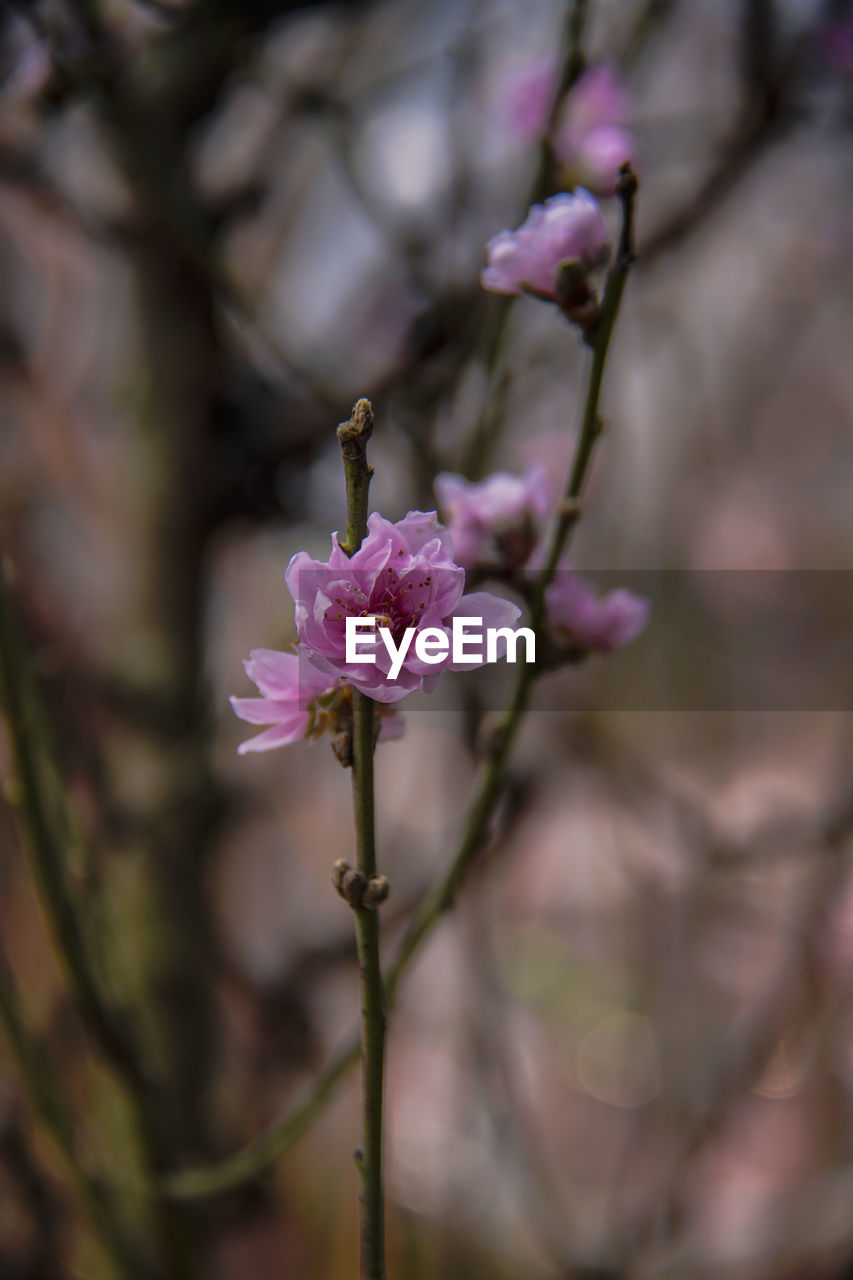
332, 861, 389, 910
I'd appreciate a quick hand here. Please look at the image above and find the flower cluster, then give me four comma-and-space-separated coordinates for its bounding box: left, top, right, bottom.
233, 124, 644, 760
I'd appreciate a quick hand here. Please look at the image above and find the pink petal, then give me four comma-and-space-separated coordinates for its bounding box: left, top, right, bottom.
229, 695, 296, 725
447, 592, 523, 670
236, 718, 310, 754
243, 649, 300, 699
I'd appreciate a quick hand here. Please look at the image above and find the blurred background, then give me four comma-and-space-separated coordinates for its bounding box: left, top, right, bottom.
2, 0, 853, 1276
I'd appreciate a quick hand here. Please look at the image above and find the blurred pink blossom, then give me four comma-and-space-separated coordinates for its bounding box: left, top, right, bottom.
285, 511, 521, 702
434, 465, 550, 569
506, 57, 559, 138
559, 65, 631, 144
555, 65, 636, 195
545, 573, 649, 652
481, 190, 609, 299
566, 124, 636, 196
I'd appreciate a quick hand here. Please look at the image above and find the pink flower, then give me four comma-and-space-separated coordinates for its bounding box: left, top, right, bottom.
285, 511, 522, 703
559, 65, 631, 143
435, 465, 551, 570
481, 190, 610, 299
568, 125, 637, 196
545, 573, 649, 652
230, 648, 404, 753
555, 65, 636, 195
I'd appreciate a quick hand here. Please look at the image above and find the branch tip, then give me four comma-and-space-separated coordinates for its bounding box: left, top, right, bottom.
616, 164, 639, 268
337, 398, 374, 460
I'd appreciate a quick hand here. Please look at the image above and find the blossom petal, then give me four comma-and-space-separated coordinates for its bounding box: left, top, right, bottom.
236, 718, 310, 754
229, 695, 296, 725
242, 649, 300, 700
447, 592, 523, 669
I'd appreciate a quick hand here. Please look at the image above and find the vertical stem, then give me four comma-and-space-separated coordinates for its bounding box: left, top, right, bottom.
352, 688, 385, 1279
351, 693, 378, 884
337, 399, 386, 1280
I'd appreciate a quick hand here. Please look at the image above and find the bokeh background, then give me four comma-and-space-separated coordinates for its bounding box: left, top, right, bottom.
2, 0, 853, 1276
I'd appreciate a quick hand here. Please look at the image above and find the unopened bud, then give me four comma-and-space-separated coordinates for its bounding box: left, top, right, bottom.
331, 861, 389, 909
332, 859, 367, 907
362, 875, 390, 908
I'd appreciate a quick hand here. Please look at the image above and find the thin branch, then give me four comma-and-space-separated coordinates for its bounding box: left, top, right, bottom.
336, 398, 386, 1280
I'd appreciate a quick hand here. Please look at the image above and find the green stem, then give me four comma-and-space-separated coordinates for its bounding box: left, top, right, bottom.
162, 171, 638, 1201
336, 399, 386, 1280
351, 690, 385, 1280
534, 164, 638, 601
